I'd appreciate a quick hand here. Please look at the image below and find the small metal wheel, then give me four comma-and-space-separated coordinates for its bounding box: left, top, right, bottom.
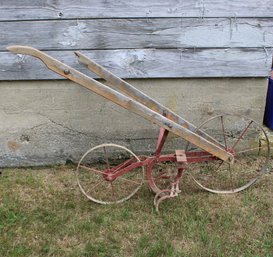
76, 143, 144, 204
185, 114, 270, 193
146, 160, 184, 194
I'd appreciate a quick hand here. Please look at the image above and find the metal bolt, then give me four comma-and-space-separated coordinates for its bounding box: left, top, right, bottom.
164, 122, 173, 128
64, 69, 70, 75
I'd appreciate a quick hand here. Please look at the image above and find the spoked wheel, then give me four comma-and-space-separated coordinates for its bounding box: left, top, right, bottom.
185, 114, 270, 193
76, 143, 144, 204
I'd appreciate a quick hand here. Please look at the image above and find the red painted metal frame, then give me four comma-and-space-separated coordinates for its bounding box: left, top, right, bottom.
100, 126, 218, 193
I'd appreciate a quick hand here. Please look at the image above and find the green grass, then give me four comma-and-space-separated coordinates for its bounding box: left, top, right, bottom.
0, 166, 273, 257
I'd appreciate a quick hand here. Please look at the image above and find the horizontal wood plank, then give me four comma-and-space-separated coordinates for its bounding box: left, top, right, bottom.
1, 0, 273, 20
1, 48, 272, 80
2, 18, 273, 50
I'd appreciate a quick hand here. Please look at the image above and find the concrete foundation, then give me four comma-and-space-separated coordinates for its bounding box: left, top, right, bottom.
0, 78, 268, 167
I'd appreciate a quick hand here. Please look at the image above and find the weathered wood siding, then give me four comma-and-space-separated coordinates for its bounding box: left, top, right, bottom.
1, 0, 273, 19
1, 1, 272, 80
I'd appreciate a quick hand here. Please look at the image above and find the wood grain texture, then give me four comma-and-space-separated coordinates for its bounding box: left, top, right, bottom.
1, 0, 273, 20
2, 18, 273, 50
6, 46, 232, 161
2, 48, 272, 80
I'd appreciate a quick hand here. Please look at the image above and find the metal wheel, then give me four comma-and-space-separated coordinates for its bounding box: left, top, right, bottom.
185, 114, 270, 193
76, 143, 144, 204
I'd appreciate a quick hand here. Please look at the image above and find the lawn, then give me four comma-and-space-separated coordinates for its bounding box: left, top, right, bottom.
0, 165, 272, 257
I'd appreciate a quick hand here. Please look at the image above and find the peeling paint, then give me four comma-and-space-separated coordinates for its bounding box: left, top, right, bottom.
126, 50, 147, 77
59, 21, 87, 47
16, 54, 26, 63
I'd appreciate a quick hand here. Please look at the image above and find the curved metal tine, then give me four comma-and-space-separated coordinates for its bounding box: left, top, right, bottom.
155, 194, 173, 213
154, 190, 172, 212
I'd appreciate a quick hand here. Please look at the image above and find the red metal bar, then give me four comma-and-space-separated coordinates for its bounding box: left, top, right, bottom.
155, 127, 169, 158
110, 157, 152, 180
102, 150, 218, 181
109, 158, 135, 173
186, 156, 217, 163
185, 151, 212, 157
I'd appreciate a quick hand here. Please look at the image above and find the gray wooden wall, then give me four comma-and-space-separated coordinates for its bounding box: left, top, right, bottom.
1, 0, 273, 80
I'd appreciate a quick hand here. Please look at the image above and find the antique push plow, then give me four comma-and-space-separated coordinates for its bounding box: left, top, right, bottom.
8, 46, 271, 211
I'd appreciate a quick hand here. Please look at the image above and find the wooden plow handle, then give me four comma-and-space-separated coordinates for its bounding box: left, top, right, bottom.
7, 45, 233, 162
75, 51, 224, 148
75, 51, 196, 130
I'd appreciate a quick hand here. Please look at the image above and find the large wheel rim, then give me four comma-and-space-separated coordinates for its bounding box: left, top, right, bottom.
185, 113, 270, 193
76, 143, 144, 204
